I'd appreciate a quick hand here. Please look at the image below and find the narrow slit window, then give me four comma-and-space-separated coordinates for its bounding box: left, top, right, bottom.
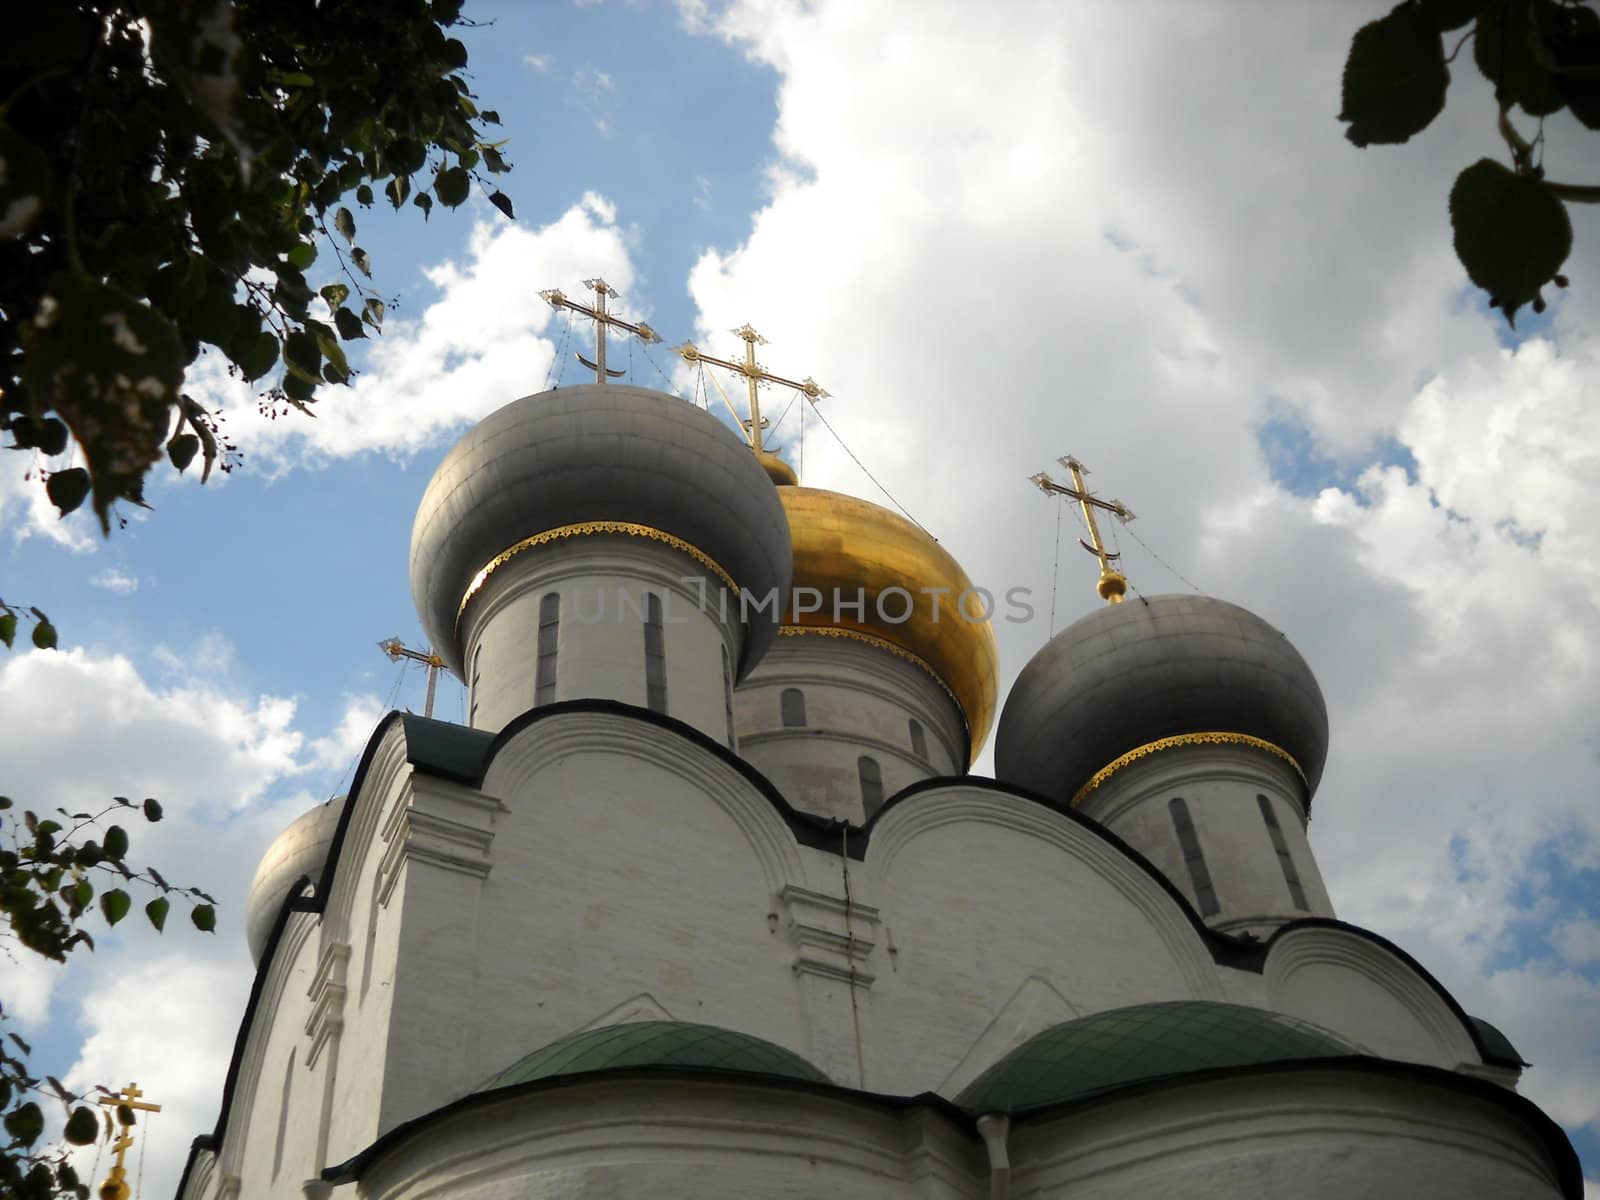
909, 718, 928, 760
468, 644, 482, 724
272, 1047, 295, 1178
1258, 794, 1309, 910
780, 687, 807, 728
721, 644, 736, 746
644, 593, 667, 713
535, 592, 560, 705
859, 755, 885, 818
1169, 797, 1220, 917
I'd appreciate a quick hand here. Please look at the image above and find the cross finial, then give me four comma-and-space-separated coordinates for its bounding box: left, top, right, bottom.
539, 277, 660, 383
96, 1083, 161, 1200
1032, 454, 1137, 604
672, 323, 827, 465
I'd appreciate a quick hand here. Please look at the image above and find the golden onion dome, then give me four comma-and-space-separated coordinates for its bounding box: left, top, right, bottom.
777, 485, 999, 762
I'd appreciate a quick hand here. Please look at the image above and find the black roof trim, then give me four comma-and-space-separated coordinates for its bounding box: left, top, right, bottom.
170, 873, 312, 1200
321, 1056, 1579, 1198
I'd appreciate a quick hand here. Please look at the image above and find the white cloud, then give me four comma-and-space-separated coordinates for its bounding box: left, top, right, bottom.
89, 567, 140, 594
685, 0, 1600, 1163
0, 643, 384, 1196
188, 192, 636, 475
522, 51, 551, 71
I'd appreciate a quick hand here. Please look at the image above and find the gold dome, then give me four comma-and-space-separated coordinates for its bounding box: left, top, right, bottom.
777, 486, 999, 762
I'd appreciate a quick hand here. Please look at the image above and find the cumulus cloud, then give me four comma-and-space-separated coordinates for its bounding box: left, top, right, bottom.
185, 194, 633, 481
89, 568, 140, 595
684, 0, 1599, 1164
0, 642, 383, 1195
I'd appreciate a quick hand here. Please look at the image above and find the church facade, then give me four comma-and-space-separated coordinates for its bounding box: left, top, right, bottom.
177, 381, 1581, 1199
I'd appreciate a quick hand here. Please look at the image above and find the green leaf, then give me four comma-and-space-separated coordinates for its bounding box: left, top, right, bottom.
386, 174, 411, 209
435, 166, 471, 208
45, 467, 91, 516
414, 191, 434, 220
239, 330, 279, 381
388, 138, 426, 175
30, 619, 57, 651
363, 297, 385, 330
1339, 1, 1449, 147
334, 307, 366, 341
320, 283, 350, 309
1549, 18, 1600, 130
314, 329, 350, 382
191, 903, 217, 933
19, 275, 184, 532
482, 146, 509, 174
143, 797, 163, 822
286, 241, 317, 270
489, 190, 515, 221
168, 433, 200, 473
63, 1106, 99, 1146
73, 878, 92, 910
101, 888, 131, 926
103, 824, 129, 860
0, 127, 53, 239
283, 331, 322, 382
35, 417, 70, 456
1450, 158, 1573, 325
356, 184, 374, 207
335, 206, 356, 242
481, 109, 501, 125
351, 247, 373, 277
145, 895, 169, 932
3, 1101, 44, 1147
0, 612, 14, 648
1474, 0, 1567, 116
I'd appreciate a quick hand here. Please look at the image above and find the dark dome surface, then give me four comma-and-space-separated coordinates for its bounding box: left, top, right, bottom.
484, 1021, 830, 1091
956, 1001, 1355, 1114
410, 385, 792, 678
244, 797, 342, 963
995, 594, 1328, 803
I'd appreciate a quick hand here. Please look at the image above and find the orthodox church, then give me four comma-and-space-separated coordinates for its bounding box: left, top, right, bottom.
175, 304, 1581, 1198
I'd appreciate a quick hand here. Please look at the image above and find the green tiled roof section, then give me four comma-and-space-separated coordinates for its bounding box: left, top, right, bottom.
1469, 1015, 1527, 1067
956, 1001, 1358, 1115
487, 1021, 831, 1090
400, 714, 493, 784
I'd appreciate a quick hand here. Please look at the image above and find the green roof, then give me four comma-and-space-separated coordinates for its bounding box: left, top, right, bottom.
956, 1001, 1358, 1115
1468, 1015, 1527, 1067
486, 1021, 831, 1091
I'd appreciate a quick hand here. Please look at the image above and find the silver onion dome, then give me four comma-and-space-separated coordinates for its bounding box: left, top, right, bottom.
409, 384, 793, 678
995, 594, 1329, 805
244, 798, 342, 964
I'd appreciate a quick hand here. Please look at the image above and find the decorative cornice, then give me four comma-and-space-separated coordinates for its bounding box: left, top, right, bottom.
778, 884, 878, 989
1071, 732, 1307, 808
457, 521, 740, 628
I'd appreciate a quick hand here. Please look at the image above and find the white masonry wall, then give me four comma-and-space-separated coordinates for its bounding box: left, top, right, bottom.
459, 536, 742, 745
733, 633, 967, 822
1077, 743, 1335, 936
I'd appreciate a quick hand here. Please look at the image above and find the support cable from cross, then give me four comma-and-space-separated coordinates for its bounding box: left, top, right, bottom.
1031, 455, 1137, 605
538, 278, 660, 383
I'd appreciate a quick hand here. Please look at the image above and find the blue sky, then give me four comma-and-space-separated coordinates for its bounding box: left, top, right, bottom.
2, 2, 1597, 1194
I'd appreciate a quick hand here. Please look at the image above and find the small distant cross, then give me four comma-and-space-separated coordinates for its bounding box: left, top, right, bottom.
539, 278, 660, 383
674, 323, 827, 455
1031, 455, 1137, 604
96, 1083, 162, 1200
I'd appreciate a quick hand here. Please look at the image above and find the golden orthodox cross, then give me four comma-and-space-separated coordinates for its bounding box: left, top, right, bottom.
1031, 455, 1137, 604
378, 638, 444, 718
96, 1082, 162, 1200
538, 278, 660, 383
673, 323, 827, 455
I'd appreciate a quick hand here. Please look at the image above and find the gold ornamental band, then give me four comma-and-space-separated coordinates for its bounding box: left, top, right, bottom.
1070, 732, 1307, 808
456, 521, 740, 628
777, 624, 967, 719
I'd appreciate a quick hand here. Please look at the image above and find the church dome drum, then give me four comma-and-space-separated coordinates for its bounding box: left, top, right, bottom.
409, 383, 793, 679
995, 594, 1329, 806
